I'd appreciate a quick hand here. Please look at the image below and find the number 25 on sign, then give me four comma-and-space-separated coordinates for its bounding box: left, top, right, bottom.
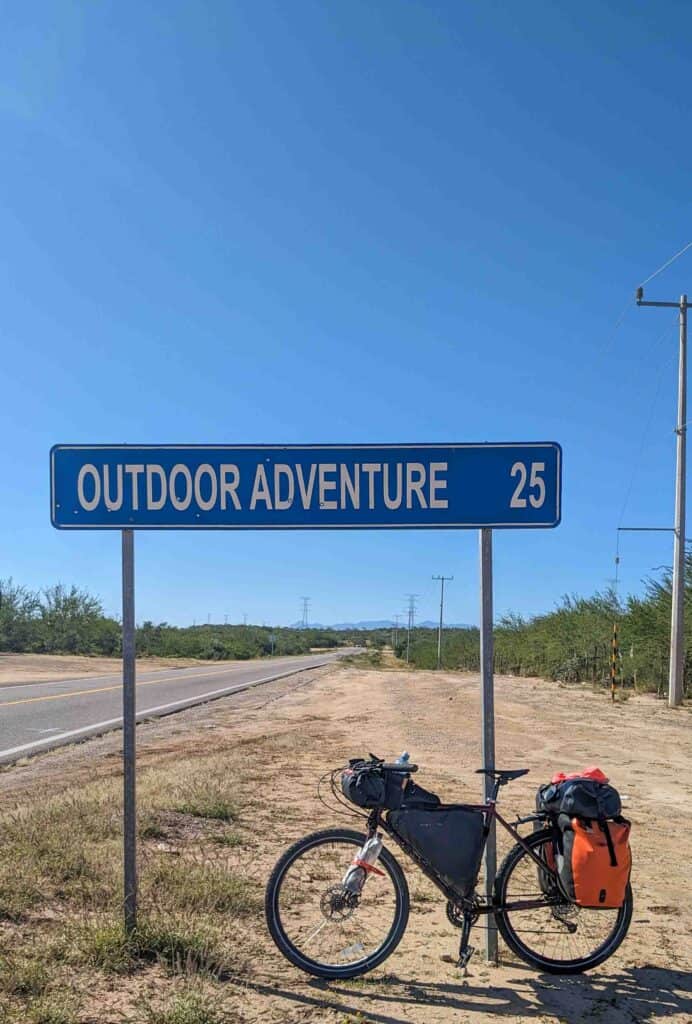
510, 461, 546, 509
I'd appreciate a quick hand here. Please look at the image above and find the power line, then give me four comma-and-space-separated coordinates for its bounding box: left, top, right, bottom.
432, 575, 454, 670
593, 242, 692, 382
617, 321, 678, 529
638, 240, 692, 289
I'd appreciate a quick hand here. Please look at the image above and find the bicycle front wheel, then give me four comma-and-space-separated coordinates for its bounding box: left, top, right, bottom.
494, 828, 632, 974
265, 827, 409, 979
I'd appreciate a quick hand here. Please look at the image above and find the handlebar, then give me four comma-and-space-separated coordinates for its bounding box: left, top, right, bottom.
354, 757, 419, 770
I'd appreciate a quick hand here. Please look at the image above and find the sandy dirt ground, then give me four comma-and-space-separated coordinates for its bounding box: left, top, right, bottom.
0, 652, 235, 685
1, 663, 690, 1023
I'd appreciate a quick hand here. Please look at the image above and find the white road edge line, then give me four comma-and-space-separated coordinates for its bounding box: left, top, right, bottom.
0, 659, 334, 766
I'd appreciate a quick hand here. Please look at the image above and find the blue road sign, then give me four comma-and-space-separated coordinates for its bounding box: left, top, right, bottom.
50, 443, 561, 530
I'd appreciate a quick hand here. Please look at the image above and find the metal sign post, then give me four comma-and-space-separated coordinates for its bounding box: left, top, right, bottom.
50, 440, 562, 941
479, 528, 497, 962
121, 529, 137, 933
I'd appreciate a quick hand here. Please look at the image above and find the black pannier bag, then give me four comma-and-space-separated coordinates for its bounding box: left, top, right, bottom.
534, 775, 630, 907
533, 826, 559, 898
536, 778, 621, 821
341, 761, 408, 810
387, 807, 485, 897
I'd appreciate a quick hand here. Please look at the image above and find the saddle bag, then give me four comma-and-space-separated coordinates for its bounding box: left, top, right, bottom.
557, 814, 631, 908
387, 806, 484, 897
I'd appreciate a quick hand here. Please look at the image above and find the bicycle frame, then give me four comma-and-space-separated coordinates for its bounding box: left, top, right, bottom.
370, 782, 562, 915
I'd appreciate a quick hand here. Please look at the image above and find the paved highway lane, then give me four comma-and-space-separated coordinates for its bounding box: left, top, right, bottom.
0, 652, 347, 764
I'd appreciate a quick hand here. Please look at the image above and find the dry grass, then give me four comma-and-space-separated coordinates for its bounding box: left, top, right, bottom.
171, 780, 239, 823
0, 753, 261, 1022
141, 986, 228, 1024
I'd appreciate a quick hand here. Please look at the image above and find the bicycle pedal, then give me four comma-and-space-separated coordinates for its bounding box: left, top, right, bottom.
457, 946, 475, 968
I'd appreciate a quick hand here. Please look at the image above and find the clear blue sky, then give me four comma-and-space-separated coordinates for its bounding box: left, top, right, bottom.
2, 1, 691, 627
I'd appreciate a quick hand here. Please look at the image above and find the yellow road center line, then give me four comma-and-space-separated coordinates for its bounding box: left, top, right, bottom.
0, 664, 279, 709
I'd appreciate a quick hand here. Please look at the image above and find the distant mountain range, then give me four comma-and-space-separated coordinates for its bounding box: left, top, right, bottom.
289, 619, 475, 631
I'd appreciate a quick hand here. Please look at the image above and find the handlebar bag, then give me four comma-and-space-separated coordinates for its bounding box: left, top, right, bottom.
387, 806, 484, 897
557, 815, 631, 908
341, 763, 407, 810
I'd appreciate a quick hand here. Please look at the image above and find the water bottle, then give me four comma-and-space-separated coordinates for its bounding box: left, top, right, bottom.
342, 835, 383, 895
396, 751, 410, 766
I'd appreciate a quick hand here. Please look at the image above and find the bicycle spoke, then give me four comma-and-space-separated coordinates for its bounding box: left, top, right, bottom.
497, 831, 630, 970
303, 918, 329, 946
273, 835, 402, 970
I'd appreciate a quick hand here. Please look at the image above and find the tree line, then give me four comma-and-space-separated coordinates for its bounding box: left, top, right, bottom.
0, 580, 355, 661
5, 555, 691, 695
400, 553, 692, 697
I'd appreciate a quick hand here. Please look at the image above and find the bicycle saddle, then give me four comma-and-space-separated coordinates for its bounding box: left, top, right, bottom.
476, 768, 529, 783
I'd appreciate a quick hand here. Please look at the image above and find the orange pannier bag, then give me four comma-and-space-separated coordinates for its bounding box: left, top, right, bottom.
566, 817, 631, 908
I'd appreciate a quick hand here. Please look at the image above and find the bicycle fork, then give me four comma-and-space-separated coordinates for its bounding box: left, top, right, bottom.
341, 834, 385, 895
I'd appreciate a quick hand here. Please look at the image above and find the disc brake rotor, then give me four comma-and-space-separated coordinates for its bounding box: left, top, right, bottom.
320, 886, 358, 921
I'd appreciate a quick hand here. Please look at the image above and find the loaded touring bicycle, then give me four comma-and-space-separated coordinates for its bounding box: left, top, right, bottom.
265, 755, 633, 978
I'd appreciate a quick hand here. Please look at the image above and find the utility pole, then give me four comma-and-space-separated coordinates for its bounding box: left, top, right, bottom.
432, 574, 454, 670
301, 596, 310, 629
405, 594, 418, 664
636, 287, 689, 707
392, 613, 401, 651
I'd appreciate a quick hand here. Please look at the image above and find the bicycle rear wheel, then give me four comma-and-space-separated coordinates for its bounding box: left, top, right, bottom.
494, 828, 632, 974
265, 827, 409, 979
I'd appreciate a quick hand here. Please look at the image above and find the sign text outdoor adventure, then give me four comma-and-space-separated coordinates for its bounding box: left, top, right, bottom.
51, 443, 561, 530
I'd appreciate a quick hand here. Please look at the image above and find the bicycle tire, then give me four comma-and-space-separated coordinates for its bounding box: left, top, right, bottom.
265, 827, 410, 979
494, 828, 633, 974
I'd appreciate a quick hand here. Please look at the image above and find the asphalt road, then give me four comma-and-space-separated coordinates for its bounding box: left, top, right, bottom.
0, 652, 347, 765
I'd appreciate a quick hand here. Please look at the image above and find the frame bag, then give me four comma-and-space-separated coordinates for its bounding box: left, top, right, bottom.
387, 806, 484, 897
